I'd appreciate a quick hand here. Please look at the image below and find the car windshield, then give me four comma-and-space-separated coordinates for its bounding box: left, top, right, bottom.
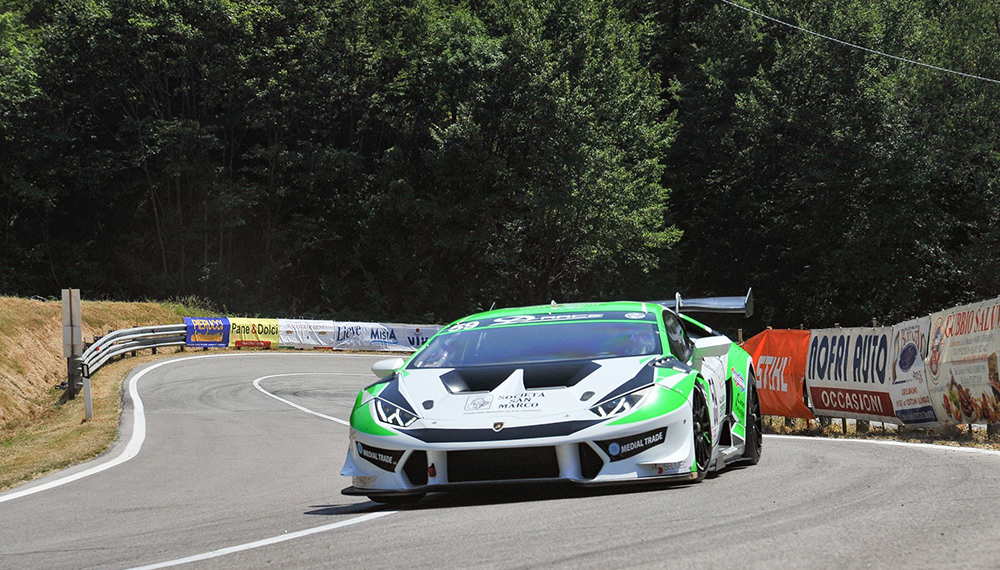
408, 319, 661, 368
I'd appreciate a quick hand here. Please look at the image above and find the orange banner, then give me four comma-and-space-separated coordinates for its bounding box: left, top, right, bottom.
742, 330, 814, 419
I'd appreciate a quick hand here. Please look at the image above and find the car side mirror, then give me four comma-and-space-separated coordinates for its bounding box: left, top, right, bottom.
372, 357, 405, 379
691, 336, 731, 358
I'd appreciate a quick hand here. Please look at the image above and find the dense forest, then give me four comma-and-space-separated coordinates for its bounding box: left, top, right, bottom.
1, 0, 998, 330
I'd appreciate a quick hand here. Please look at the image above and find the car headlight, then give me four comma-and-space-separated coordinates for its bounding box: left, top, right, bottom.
375, 398, 419, 427
590, 386, 653, 418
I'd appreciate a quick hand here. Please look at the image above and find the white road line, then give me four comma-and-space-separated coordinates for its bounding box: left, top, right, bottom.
765, 433, 1000, 456
253, 373, 352, 426
0, 353, 377, 504
123, 511, 396, 570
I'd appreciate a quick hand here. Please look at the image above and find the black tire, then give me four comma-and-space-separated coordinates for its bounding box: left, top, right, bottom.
691, 385, 712, 482
368, 493, 425, 505
742, 371, 763, 465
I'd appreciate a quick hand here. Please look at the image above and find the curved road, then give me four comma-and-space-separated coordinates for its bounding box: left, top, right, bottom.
2, 353, 1000, 569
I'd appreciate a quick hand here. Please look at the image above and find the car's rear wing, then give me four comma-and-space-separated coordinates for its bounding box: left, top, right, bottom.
653, 288, 753, 318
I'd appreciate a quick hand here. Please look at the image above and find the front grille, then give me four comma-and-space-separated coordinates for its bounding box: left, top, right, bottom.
447, 447, 560, 482
403, 450, 428, 486
578, 443, 604, 479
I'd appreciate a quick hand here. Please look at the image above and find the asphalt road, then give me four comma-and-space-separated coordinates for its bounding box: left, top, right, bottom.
2, 353, 1000, 570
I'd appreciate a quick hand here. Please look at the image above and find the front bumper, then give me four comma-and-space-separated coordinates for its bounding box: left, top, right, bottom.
340, 398, 696, 496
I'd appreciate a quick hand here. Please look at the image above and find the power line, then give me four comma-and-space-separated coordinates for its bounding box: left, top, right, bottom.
718, 0, 1000, 86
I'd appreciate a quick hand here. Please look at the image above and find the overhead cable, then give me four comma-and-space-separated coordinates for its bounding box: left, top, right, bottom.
718, 0, 1000, 86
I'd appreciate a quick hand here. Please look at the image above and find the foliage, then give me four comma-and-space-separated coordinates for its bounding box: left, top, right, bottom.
2, 0, 999, 328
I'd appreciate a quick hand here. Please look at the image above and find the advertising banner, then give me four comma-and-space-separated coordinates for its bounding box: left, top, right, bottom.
278, 319, 338, 349
925, 297, 1000, 425
741, 330, 814, 419
184, 317, 230, 347
806, 326, 897, 422
228, 317, 280, 349
329, 322, 438, 352
888, 317, 938, 426
277, 319, 439, 352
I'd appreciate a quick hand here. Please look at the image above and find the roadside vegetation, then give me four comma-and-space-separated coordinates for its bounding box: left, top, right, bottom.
0, 296, 209, 490
763, 416, 1000, 451
3, 0, 999, 329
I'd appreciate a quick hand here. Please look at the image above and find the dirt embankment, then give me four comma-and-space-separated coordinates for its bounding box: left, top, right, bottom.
0, 297, 192, 427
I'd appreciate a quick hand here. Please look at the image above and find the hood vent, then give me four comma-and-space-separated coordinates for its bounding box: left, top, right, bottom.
440, 360, 601, 393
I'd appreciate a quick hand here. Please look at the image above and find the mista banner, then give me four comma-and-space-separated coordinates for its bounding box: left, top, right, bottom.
741, 330, 814, 419
228, 317, 280, 348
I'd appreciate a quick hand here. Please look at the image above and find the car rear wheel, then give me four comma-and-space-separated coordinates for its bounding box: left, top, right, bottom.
742, 372, 763, 465
368, 493, 425, 505
692, 385, 711, 482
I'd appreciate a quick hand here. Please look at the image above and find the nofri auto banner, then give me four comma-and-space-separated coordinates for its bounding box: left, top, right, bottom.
925, 297, 1000, 425
889, 317, 938, 426
278, 319, 438, 352
741, 330, 813, 419
228, 317, 280, 348
806, 326, 897, 422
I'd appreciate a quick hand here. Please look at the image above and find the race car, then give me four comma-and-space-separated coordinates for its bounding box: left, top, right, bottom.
341, 292, 761, 503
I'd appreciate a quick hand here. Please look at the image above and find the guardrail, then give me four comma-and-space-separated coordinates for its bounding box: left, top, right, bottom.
70, 324, 187, 420
80, 324, 187, 378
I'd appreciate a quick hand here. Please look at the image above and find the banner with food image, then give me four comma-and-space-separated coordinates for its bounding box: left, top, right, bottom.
805, 326, 897, 422
926, 297, 1000, 425
888, 317, 938, 426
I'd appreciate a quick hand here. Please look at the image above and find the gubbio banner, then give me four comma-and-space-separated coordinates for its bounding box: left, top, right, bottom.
741, 330, 814, 419
925, 297, 1000, 425
228, 317, 280, 348
806, 326, 897, 422
888, 317, 938, 426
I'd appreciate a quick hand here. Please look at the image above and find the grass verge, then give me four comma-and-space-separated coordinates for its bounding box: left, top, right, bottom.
0, 348, 185, 491
763, 416, 1000, 451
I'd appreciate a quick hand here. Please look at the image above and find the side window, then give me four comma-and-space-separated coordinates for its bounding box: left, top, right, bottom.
662, 311, 693, 362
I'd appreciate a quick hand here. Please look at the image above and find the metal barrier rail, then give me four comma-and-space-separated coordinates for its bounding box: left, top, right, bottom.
80, 324, 187, 378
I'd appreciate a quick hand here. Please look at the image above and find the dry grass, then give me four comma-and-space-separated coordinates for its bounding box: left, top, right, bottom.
0, 349, 185, 491
0, 296, 213, 491
763, 416, 1000, 451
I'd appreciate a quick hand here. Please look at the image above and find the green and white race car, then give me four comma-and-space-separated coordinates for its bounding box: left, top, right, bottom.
341, 292, 760, 503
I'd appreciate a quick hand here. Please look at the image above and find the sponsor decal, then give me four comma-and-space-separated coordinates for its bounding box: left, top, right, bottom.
355, 441, 404, 472
496, 391, 546, 411
929, 317, 945, 383
757, 355, 789, 392
645, 461, 683, 475
731, 367, 747, 392
809, 386, 895, 416
337, 325, 364, 342
897, 343, 918, 374
184, 317, 230, 347
228, 317, 280, 349
465, 395, 493, 411
352, 476, 376, 488
491, 314, 604, 325
624, 313, 647, 319
370, 327, 399, 346
808, 332, 889, 385
596, 427, 668, 462
407, 328, 431, 348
